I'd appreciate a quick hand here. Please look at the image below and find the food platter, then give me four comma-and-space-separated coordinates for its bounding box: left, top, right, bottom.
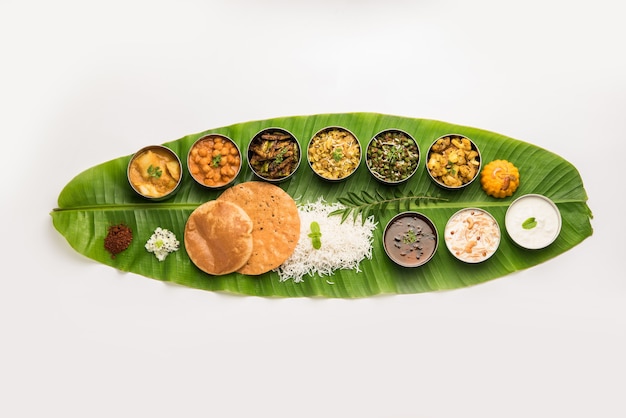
50, 112, 593, 298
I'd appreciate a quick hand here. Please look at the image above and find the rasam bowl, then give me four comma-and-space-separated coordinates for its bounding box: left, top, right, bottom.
383, 211, 438, 268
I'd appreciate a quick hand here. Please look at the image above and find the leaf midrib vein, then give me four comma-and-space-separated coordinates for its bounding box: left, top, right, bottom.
51, 197, 586, 213
52, 203, 202, 212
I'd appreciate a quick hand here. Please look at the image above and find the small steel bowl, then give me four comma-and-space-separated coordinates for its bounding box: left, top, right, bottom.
444, 207, 501, 263
307, 126, 361, 182
425, 134, 481, 190
127, 145, 183, 200
383, 211, 438, 268
505, 194, 562, 250
247, 127, 301, 183
365, 128, 420, 185
187, 134, 242, 190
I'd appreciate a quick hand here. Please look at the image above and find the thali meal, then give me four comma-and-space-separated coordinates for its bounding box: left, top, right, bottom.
248, 128, 300, 181
426, 134, 481, 189
188, 134, 242, 189
88, 116, 572, 294
127, 145, 182, 199
444, 208, 501, 263
307, 126, 361, 181
366, 129, 420, 184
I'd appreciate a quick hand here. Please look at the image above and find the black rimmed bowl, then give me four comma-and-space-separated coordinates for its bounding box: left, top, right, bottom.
365, 128, 420, 185
187, 134, 242, 190
444, 207, 501, 263
307, 126, 361, 182
127, 145, 183, 201
426, 134, 481, 190
247, 127, 301, 183
383, 211, 438, 268
505, 194, 562, 250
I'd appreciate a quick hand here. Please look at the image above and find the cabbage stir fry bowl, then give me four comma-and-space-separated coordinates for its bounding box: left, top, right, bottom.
365, 128, 420, 185
307, 126, 362, 182
426, 134, 481, 190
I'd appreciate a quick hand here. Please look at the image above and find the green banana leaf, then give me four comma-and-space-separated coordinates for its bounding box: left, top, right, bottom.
51, 113, 593, 298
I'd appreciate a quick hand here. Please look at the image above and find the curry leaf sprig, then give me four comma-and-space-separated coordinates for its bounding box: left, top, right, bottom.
330, 190, 447, 224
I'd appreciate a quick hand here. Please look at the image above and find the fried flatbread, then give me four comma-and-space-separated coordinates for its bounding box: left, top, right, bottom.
218, 181, 300, 275
184, 200, 253, 275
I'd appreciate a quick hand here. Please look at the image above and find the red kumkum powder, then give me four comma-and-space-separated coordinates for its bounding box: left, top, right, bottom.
104, 223, 133, 259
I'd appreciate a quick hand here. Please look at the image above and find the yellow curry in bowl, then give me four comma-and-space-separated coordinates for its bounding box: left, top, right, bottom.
127, 145, 182, 200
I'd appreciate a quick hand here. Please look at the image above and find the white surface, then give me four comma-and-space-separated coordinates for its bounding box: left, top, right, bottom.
2, 1, 624, 417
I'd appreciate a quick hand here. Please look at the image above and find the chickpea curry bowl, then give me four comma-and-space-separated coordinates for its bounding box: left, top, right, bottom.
307, 126, 361, 181
187, 134, 242, 189
426, 134, 481, 189
366, 129, 420, 185
127, 145, 183, 200
247, 128, 301, 182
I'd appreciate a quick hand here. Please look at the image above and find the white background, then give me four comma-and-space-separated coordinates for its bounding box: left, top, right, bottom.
2, 1, 624, 417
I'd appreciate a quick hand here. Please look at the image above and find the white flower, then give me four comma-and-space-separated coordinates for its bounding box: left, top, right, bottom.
145, 227, 180, 261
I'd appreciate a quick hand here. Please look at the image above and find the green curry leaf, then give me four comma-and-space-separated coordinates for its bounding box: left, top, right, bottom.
522, 217, 538, 230
308, 221, 322, 249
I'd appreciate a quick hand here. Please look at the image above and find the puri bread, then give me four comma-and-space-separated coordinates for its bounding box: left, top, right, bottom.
218, 181, 300, 275
184, 200, 253, 275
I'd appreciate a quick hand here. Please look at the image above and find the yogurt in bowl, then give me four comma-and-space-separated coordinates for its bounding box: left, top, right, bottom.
505, 194, 562, 250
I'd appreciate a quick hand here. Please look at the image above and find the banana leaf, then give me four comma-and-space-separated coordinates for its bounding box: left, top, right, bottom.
51, 113, 593, 298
